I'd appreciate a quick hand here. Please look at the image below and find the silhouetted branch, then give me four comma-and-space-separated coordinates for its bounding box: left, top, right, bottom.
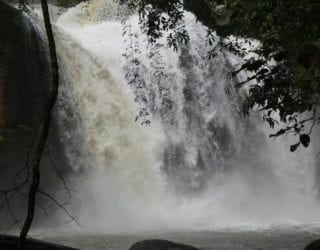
16, 191, 50, 218
20, 0, 61, 244
46, 147, 77, 200
4, 193, 21, 233
37, 189, 82, 228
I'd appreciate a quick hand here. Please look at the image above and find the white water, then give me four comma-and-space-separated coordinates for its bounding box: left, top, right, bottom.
51, 0, 320, 233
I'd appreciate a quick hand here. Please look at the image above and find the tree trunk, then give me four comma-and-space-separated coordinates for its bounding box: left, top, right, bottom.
20, 0, 59, 245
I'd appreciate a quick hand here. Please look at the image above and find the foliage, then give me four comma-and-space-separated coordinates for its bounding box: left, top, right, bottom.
120, 0, 320, 151
204, 0, 320, 151
116, 0, 189, 50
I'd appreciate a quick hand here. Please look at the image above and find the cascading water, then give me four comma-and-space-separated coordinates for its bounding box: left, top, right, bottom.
49, 0, 320, 233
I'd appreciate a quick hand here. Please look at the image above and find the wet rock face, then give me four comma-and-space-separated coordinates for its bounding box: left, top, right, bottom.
0, 1, 63, 189
0, 2, 48, 227
0, 1, 50, 158
0, 3, 72, 230
130, 239, 200, 250
0, 64, 8, 128
0, 1, 49, 129
0, 0, 50, 178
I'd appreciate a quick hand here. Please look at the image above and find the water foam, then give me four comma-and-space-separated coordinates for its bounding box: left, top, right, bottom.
52, 0, 320, 233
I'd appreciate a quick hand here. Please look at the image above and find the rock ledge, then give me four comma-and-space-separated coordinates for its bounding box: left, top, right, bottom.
130, 239, 200, 250
0, 235, 78, 250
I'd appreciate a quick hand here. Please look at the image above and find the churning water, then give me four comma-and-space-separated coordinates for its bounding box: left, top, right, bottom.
47, 0, 320, 234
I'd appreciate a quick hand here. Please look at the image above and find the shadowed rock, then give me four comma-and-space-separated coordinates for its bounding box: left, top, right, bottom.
0, 235, 78, 250
0, 2, 72, 229
305, 239, 320, 250
0, 1, 49, 129
130, 239, 200, 250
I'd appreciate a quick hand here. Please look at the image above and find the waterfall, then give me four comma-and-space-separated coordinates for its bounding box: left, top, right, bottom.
50, 0, 320, 233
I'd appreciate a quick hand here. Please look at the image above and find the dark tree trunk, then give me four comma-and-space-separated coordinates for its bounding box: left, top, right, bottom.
19, 0, 59, 245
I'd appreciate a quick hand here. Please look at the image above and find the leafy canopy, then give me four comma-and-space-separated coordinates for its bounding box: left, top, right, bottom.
119, 0, 320, 151
204, 0, 320, 151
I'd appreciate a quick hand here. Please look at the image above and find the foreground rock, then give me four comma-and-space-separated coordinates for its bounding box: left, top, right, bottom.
305, 239, 320, 250
0, 1, 72, 227
0, 1, 49, 180
0, 235, 78, 250
130, 239, 200, 250
0, 1, 49, 129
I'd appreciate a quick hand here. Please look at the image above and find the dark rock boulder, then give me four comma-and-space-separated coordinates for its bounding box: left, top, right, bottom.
0, 2, 49, 226
0, 1, 49, 129
0, 0, 50, 173
129, 239, 200, 250
0, 235, 78, 250
0, 1, 71, 230
305, 239, 320, 250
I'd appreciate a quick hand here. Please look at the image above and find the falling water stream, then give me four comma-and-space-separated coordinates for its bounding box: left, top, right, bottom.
28, 0, 320, 248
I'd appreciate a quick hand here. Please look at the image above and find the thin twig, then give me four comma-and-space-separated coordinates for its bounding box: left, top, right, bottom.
4, 193, 21, 233
37, 189, 82, 228
46, 146, 76, 200
16, 190, 50, 218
